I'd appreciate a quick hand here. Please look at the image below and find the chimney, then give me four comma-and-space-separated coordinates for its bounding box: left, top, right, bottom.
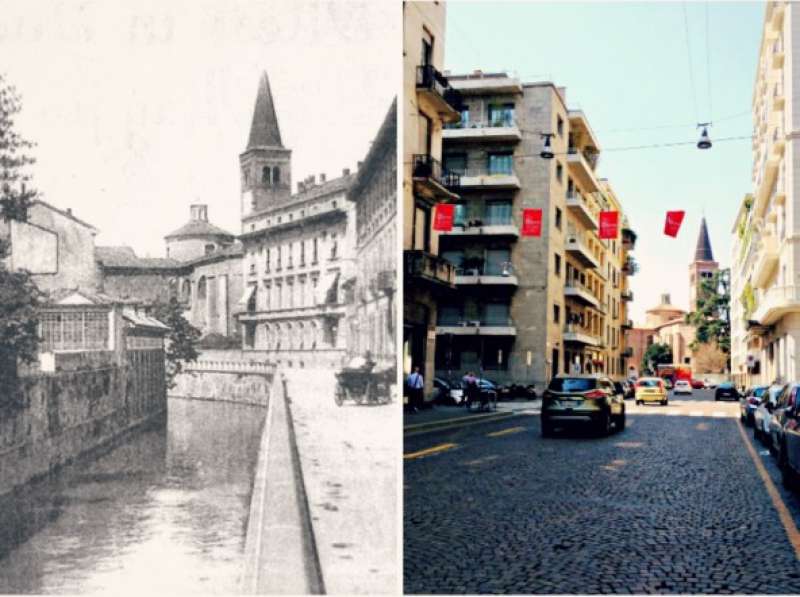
320, 173, 326, 183
342, 167, 350, 176
309, 174, 316, 185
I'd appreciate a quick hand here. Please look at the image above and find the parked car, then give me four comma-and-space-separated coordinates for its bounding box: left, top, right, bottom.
497, 382, 538, 400
754, 383, 788, 447
635, 377, 668, 406
462, 377, 498, 410
704, 378, 719, 389
540, 374, 625, 437
690, 379, 705, 389
433, 377, 464, 405
662, 378, 673, 390
623, 380, 636, 399
770, 384, 800, 457
740, 385, 768, 426
714, 382, 739, 401
673, 380, 692, 395
778, 389, 800, 488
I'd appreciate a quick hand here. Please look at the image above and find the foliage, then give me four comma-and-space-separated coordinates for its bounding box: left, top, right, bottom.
152, 298, 200, 389
741, 281, 756, 320
641, 342, 673, 375
0, 74, 37, 223
685, 269, 730, 356
0, 75, 42, 403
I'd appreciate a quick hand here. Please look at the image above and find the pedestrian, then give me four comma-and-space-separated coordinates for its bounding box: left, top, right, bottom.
462, 370, 478, 410
407, 366, 424, 413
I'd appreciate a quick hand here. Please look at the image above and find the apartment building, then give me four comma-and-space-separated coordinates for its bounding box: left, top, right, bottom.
730, 1, 794, 386
435, 71, 636, 386
403, 1, 462, 395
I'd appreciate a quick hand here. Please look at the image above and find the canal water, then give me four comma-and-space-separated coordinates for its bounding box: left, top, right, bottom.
0, 397, 266, 594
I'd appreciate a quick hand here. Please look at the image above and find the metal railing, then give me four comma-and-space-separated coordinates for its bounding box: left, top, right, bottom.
567, 146, 599, 170
437, 317, 514, 327
416, 64, 463, 112
404, 250, 456, 285
445, 116, 517, 130
412, 154, 461, 190
456, 261, 514, 277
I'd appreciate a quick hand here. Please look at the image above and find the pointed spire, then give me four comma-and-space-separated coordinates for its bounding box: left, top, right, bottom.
694, 217, 714, 262
246, 71, 283, 150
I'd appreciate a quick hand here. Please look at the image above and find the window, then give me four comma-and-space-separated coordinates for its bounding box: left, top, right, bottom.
204, 243, 215, 255
484, 302, 510, 326
488, 152, 513, 175
555, 207, 562, 231
452, 202, 467, 227
486, 248, 511, 275
243, 168, 250, 186
554, 253, 561, 277
272, 167, 280, 185
312, 238, 319, 263
421, 28, 433, 67
300, 241, 305, 266
331, 235, 338, 260
262, 166, 271, 185
276, 246, 282, 270
485, 200, 511, 225
557, 115, 564, 136
413, 203, 431, 251
556, 162, 563, 183
488, 103, 515, 127
419, 113, 433, 155
553, 304, 561, 324
459, 107, 470, 127
444, 153, 467, 176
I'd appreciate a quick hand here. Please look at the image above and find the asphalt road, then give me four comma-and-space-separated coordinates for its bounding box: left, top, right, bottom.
404, 388, 800, 594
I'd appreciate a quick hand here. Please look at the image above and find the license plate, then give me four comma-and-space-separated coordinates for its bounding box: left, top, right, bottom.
561, 400, 579, 408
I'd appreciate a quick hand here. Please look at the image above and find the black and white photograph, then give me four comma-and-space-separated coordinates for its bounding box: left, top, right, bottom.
0, 1, 398, 594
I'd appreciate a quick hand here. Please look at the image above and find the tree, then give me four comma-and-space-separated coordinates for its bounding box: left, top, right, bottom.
0, 74, 42, 405
686, 269, 731, 356
1, 74, 37, 223
641, 342, 672, 375
152, 297, 201, 389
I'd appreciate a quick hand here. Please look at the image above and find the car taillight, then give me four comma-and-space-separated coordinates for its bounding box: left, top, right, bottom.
749, 397, 760, 405
584, 390, 606, 399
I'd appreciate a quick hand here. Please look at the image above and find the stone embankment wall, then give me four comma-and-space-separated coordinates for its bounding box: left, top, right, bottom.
169, 353, 273, 406
0, 353, 166, 497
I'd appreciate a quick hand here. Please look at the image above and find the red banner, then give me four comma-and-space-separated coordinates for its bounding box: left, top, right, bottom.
521, 208, 542, 237
664, 210, 685, 237
598, 210, 619, 240
433, 203, 454, 231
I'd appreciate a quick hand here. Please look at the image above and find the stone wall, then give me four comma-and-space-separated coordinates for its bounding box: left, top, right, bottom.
169, 351, 274, 405
0, 352, 166, 497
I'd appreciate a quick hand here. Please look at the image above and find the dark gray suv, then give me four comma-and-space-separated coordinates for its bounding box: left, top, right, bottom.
541, 374, 626, 437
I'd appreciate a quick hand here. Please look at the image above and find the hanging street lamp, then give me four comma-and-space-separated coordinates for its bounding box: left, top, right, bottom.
697, 123, 712, 150
539, 133, 555, 159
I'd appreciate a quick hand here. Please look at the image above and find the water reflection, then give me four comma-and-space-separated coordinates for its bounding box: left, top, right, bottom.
0, 397, 265, 594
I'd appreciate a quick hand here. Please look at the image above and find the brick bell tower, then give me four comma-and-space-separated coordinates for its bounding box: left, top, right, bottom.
689, 217, 719, 310
240, 71, 292, 218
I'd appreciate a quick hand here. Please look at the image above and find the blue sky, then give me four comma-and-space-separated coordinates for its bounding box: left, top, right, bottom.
445, 1, 763, 323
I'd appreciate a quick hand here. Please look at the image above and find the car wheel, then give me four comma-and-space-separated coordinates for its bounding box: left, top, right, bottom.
541, 418, 554, 438
597, 411, 612, 436
614, 409, 626, 432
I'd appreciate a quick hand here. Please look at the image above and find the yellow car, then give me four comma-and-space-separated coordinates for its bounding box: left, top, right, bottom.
635, 377, 668, 406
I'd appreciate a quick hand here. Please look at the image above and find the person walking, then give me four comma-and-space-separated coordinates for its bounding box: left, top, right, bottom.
407, 366, 424, 413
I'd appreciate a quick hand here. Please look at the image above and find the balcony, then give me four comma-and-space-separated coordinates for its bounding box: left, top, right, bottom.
404, 250, 456, 292
751, 285, 800, 326
566, 147, 600, 193
773, 85, 785, 111
565, 193, 597, 230
412, 154, 460, 201
564, 281, 601, 309
770, 2, 785, 31
621, 319, 634, 330
621, 347, 634, 358
457, 167, 520, 190
436, 318, 517, 337
562, 324, 601, 346
443, 118, 522, 143
622, 256, 639, 276
565, 231, 599, 269
752, 233, 780, 288
442, 217, 519, 240
754, 146, 781, 217
772, 39, 785, 70
621, 226, 637, 250
449, 74, 523, 95
416, 64, 463, 123
621, 289, 634, 302
455, 263, 518, 288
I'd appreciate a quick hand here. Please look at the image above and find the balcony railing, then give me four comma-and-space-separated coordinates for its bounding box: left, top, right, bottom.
404, 250, 456, 288
437, 317, 514, 327
567, 147, 599, 170
622, 256, 639, 275
621, 226, 637, 249
621, 289, 634, 302
445, 117, 517, 130
412, 154, 461, 191
456, 261, 514, 277
416, 64, 463, 115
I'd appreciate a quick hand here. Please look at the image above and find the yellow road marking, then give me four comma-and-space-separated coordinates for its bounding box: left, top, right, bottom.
486, 426, 526, 438
737, 421, 800, 561
404, 443, 458, 460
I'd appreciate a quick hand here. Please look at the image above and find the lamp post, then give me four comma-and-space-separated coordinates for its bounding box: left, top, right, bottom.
539, 133, 555, 159
697, 123, 712, 150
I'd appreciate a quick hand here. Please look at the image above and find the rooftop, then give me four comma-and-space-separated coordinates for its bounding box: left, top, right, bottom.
96, 246, 185, 270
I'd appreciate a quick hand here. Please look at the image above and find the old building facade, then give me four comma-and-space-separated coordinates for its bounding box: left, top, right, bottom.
346, 100, 397, 368
436, 72, 636, 386
236, 72, 357, 368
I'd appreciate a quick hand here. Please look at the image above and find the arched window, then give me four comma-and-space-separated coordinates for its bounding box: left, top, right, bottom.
181, 278, 191, 299
205, 243, 215, 255
262, 166, 271, 186
243, 168, 250, 186
197, 276, 207, 300
272, 167, 280, 185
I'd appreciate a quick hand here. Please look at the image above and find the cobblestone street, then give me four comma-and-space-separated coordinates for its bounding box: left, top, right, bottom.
404, 390, 800, 594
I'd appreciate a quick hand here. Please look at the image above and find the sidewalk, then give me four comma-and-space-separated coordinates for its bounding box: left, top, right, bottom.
403, 399, 541, 434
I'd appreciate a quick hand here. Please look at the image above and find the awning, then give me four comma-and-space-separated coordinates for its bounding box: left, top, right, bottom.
122, 308, 170, 332
237, 284, 257, 306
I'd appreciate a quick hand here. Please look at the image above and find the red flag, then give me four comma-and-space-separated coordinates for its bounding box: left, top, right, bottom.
664, 210, 685, 237
521, 208, 542, 237
598, 211, 619, 240
433, 203, 454, 231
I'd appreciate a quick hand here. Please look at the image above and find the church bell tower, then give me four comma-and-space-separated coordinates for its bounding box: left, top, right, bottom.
240, 71, 292, 219
689, 217, 719, 310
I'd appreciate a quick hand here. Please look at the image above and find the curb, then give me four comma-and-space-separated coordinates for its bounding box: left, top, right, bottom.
404, 410, 516, 436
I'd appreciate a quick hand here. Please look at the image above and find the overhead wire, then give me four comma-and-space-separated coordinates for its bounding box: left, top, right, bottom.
682, 2, 700, 124
705, 1, 713, 121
